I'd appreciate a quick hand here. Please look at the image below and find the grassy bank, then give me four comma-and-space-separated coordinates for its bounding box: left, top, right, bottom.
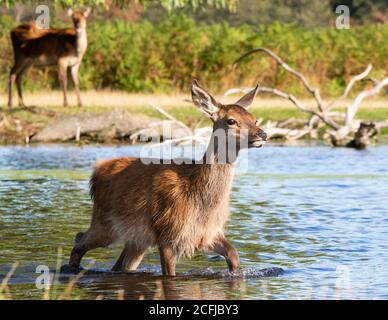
1, 15, 388, 96
1, 91, 387, 144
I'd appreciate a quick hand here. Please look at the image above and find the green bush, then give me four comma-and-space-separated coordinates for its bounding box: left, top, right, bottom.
1, 14, 387, 96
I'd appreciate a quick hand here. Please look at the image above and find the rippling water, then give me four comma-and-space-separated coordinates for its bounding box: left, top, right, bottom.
0, 144, 387, 299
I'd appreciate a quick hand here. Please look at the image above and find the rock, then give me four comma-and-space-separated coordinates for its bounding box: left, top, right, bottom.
31, 111, 161, 143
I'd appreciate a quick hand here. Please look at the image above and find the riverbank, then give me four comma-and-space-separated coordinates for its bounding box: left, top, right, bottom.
1, 91, 387, 145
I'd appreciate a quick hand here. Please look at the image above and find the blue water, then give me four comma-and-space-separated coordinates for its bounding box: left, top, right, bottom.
0, 144, 387, 299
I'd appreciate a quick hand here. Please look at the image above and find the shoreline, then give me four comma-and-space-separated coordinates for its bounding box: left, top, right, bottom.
1, 91, 387, 146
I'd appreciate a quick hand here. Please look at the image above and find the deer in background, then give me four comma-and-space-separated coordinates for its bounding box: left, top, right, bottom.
8, 8, 91, 108
65, 80, 267, 276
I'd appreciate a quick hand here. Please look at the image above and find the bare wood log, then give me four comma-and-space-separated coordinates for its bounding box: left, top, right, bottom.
223, 85, 340, 130
148, 102, 193, 136
327, 64, 373, 110
345, 77, 388, 128
332, 76, 388, 143
233, 47, 388, 147
263, 121, 311, 141
234, 48, 316, 94
375, 120, 388, 130
137, 103, 214, 147
345, 122, 377, 150
277, 118, 306, 128
364, 77, 380, 86
234, 47, 327, 114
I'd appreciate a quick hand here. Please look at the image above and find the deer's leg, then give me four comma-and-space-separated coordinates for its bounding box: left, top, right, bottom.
58, 60, 68, 107
68, 229, 113, 270
210, 235, 240, 272
8, 72, 16, 108
8, 60, 26, 108
16, 62, 32, 107
159, 245, 177, 276
71, 64, 82, 107
111, 242, 145, 272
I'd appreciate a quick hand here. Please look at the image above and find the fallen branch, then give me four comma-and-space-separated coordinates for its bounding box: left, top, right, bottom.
234, 48, 316, 95
233, 47, 388, 148
375, 119, 388, 130
139, 103, 213, 147
327, 64, 372, 110
345, 77, 388, 128
148, 102, 192, 136
234, 47, 326, 114
264, 121, 311, 141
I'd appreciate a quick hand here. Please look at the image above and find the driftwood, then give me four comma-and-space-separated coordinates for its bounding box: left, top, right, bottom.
232, 48, 388, 148
136, 102, 211, 147
26, 101, 212, 145
344, 122, 377, 150
31, 111, 187, 143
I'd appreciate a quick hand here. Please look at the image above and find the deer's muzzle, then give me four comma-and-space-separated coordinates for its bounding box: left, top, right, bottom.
248, 128, 267, 148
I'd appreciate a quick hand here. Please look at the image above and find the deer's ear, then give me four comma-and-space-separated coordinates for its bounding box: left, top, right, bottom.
67, 8, 73, 17
84, 7, 91, 17
191, 79, 220, 120
235, 84, 259, 109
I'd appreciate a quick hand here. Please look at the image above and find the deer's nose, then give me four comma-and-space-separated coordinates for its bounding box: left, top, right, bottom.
256, 129, 267, 141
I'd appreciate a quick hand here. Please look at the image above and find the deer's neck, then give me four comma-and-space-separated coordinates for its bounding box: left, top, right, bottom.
190, 131, 238, 209
193, 163, 235, 211
75, 27, 87, 56
202, 130, 240, 165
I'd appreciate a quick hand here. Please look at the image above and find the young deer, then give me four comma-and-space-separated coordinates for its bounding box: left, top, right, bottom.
8, 8, 90, 108
66, 80, 267, 276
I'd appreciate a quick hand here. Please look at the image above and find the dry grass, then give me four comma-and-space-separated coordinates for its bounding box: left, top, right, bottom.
0, 90, 387, 144
0, 247, 104, 300
1, 90, 387, 109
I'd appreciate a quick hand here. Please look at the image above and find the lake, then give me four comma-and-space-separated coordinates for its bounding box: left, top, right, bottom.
0, 144, 387, 299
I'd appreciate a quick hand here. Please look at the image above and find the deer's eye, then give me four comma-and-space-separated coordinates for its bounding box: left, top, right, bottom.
227, 119, 237, 126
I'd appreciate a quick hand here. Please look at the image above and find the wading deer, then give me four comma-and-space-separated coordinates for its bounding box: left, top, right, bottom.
8, 8, 90, 108
65, 80, 267, 276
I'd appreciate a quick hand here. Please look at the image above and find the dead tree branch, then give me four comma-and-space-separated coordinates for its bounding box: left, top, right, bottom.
345, 77, 388, 128
327, 64, 373, 110
232, 48, 388, 147
234, 47, 326, 113
148, 102, 192, 136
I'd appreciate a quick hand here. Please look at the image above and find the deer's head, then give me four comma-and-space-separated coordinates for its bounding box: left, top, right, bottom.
191, 80, 267, 150
67, 8, 91, 31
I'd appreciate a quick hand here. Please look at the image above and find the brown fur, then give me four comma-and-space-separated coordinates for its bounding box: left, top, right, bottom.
89, 159, 233, 256
67, 81, 267, 276
10, 24, 78, 60
8, 9, 90, 108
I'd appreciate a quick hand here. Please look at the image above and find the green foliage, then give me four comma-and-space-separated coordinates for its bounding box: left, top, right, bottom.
3, 0, 236, 11
146, 0, 388, 27
0, 14, 387, 96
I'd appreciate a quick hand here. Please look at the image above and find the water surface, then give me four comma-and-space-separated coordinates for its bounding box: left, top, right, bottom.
0, 144, 387, 299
